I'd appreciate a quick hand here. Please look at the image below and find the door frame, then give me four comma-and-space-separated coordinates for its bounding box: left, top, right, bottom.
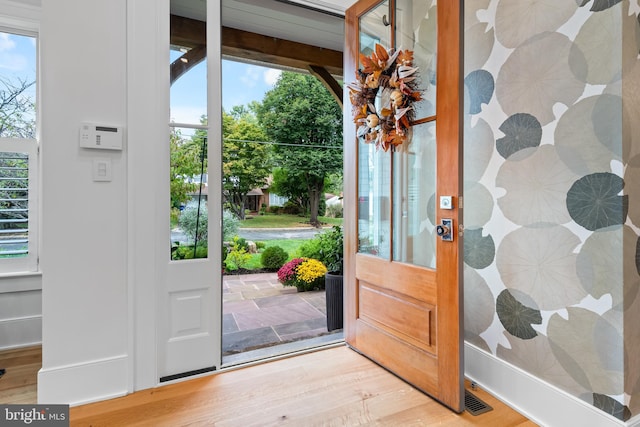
343, 0, 464, 411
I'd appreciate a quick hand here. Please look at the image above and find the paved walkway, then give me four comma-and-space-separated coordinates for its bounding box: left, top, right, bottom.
222, 272, 336, 356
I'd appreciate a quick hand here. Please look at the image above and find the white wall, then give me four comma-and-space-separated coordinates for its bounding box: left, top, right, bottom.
37, 0, 130, 404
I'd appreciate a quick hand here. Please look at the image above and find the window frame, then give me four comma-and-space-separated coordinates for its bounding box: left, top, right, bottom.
0, 21, 40, 276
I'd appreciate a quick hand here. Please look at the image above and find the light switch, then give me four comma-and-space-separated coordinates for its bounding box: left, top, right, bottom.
93, 158, 112, 182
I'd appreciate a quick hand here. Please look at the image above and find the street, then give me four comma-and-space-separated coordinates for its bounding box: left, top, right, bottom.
171, 227, 325, 244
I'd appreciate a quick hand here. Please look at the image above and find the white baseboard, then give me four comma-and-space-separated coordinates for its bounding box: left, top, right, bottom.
464, 343, 626, 427
0, 315, 42, 350
37, 354, 129, 406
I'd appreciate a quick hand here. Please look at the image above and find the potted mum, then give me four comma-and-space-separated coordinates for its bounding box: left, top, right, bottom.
277, 257, 327, 292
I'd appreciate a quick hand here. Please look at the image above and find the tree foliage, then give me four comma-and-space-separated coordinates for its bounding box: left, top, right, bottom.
223, 108, 272, 219
170, 122, 206, 209
257, 72, 342, 227
0, 77, 35, 139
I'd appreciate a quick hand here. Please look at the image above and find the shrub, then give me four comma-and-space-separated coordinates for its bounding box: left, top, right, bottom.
172, 244, 208, 260
225, 236, 251, 271
297, 238, 322, 259
282, 200, 302, 215
325, 203, 343, 218
179, 200, 208, 246
223, 209, 240, 240
317, 226, 344, 275
261, 246, 289, 271
233, 236, 249, 252
296, 226, 343, 275
277, 257, 326, 291
255, 241, 266, 250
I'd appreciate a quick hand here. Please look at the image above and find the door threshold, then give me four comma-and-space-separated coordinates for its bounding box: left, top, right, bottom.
221, 331, 344, 370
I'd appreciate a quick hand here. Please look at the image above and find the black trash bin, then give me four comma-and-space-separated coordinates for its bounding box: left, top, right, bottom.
325, 273, 343, 331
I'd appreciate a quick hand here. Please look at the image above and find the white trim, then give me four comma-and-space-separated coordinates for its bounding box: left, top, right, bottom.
0, 0, 40, 33
465, 342, 627, 427
0, 271, 41, 292
37, 355, 128, 406
126, 0, 166, 392
0, 314, 40, 350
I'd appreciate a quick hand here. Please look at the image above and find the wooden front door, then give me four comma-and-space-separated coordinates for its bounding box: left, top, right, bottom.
344, 0, 463, 412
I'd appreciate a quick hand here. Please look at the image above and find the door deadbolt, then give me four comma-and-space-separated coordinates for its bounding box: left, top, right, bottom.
436, 219, 453, 241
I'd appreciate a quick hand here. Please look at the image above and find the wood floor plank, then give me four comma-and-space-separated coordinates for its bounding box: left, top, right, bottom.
70, 346, 538, 426
0, 346, 40, 405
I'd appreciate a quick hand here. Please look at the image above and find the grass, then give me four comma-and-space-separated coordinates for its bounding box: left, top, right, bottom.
244, 238, 307, 269
240, 213, 342, 228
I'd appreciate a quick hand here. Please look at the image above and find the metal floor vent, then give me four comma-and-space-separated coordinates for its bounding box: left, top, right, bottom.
465, 390, 493, 416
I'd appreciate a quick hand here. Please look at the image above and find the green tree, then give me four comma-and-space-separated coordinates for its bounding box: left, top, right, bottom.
223, 108, 272, 219
257, 72, 342, 227
170, 125, 205, 209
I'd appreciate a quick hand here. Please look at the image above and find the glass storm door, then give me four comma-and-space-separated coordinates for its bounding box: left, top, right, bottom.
344, 0, 464, 412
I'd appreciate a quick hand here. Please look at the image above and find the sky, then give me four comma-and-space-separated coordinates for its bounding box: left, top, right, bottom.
170, 50, 282, 125
0, 30, 279, 128
0, 31, 37, 100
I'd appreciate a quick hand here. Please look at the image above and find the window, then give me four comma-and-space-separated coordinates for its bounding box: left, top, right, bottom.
0, 30, 38, 273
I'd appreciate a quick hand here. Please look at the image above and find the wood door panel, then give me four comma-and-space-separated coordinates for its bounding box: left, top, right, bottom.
354, 319, 439, 396
358, 281, 435, 351
355, 254, 437, 304
345, 0, 463, 413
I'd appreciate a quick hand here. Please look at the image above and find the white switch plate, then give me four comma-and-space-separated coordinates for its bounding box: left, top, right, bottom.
93, 158, 112, 182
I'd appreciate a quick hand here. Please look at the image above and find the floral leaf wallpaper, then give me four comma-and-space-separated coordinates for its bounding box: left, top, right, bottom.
566, 172, 628, 231
496, 289, 542, 339
463, 0, 640, 420
463, 228, 495, 269
495, 113, 541, 159
496, 32, 586, 125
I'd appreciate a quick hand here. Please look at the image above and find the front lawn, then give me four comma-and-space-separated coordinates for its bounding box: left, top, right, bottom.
243, 238, 307, 270
240, 213, 342, 228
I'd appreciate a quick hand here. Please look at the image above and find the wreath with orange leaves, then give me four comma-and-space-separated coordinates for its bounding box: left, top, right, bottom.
348, 43, 422, 152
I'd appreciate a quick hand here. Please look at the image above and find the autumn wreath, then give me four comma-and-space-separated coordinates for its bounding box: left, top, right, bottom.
348, 43, 422, 152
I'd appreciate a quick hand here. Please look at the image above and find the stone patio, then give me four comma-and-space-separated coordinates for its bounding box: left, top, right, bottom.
222, 272, 340, 357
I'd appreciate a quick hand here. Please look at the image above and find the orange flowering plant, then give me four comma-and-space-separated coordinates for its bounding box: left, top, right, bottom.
347, 43, 422, 152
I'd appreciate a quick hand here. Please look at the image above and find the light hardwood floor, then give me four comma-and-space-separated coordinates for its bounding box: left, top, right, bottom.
69, 346, 538, 426
0, 345, 40, 404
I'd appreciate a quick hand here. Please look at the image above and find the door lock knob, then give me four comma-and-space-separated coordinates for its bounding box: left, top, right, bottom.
436, 219, 453, 241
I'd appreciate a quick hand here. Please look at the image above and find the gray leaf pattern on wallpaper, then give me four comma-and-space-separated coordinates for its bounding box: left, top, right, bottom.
462, 182, 493, 229
585, 0, 623, 12
463, 0, 638, 418
496, 113, 541, 159
463, 265, 494, 351
496, 145, 577, 226
548, 307, 623, 394
572, 6, 635, 84
464, 3, 492, 66
496, 289, 542, 339
463, 118, 493, 183
496, 225, 586, 310
555, 95, 622, 176
464, 20, 494, 72
497, 334, 590, 398
592, 393, 631, 421
495, 0, 578, 49
496, 32, 586, 125
566, 172, 628, 231
463, 228, 495, 269
464, 70, 494, 114
576, 226, 624, 305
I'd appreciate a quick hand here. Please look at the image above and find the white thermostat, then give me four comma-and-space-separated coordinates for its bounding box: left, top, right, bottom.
79, 123, 123, 150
